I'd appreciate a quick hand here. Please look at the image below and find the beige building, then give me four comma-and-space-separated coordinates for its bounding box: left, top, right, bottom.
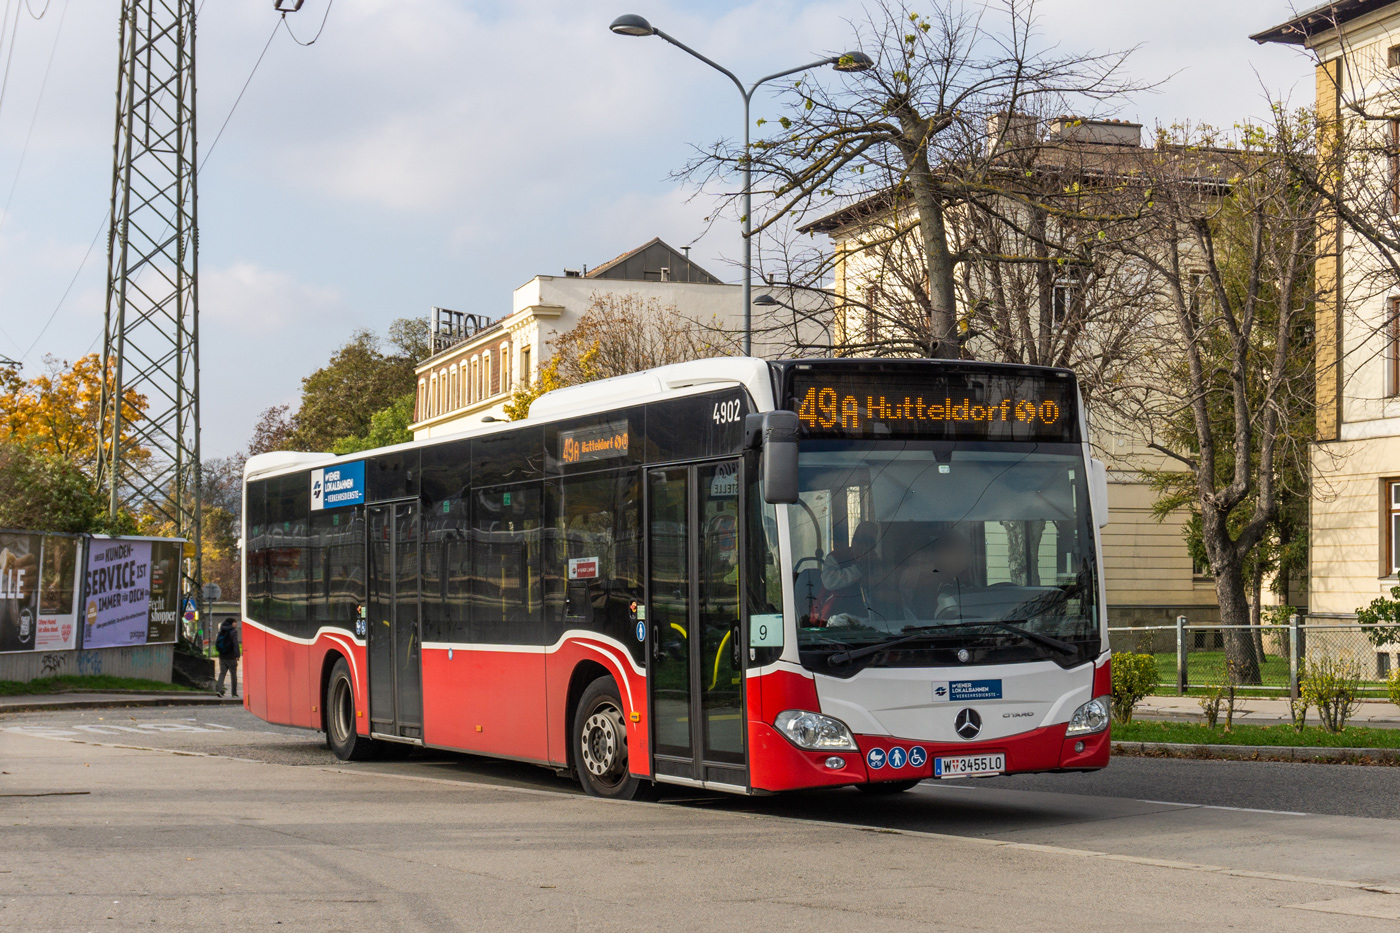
798, 118, 1221, 628
1256, 2, 1400, 632
412, 239, 733, 438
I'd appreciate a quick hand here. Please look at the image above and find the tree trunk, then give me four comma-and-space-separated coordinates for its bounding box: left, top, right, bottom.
1001, 520, 1045, 586
1249, 562, 1267, 664
1210, 548, 1262, 685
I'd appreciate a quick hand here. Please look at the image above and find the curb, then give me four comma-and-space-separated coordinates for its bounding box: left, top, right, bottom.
0, 696, 244, 715
1113, 740, 1400, 764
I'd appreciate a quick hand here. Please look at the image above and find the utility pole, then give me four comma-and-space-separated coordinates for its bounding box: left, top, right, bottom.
97, 0, 202, 618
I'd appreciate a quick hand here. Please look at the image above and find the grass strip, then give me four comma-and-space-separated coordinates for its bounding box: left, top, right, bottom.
0, 675, 197, 697
1113, 719, 1400, 749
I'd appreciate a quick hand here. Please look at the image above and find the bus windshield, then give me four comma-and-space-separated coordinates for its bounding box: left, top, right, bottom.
788, 440, 1100, 672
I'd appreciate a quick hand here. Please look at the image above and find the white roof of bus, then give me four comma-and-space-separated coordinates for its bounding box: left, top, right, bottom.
243, 356, 775, 482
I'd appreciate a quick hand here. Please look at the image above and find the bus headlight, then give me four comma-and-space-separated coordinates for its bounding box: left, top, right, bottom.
1065, 696, 1110, 736
774, 710, 859, 751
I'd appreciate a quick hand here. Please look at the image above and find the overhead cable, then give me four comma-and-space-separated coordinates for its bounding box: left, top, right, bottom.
0, 0, 67, 237
281, 0, 332, 47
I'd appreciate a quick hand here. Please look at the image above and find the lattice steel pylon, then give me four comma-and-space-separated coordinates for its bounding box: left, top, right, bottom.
97, 0, 202, 607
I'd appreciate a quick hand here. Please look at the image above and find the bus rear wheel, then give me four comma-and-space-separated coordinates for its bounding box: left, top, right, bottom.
856, 779, 921, 795
574, 676, 642, 800
326, 657, 379, 762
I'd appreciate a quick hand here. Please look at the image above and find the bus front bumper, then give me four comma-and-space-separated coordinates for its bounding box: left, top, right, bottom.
748, 720, 1110, 793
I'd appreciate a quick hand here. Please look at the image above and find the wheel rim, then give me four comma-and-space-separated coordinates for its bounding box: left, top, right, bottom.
331, 675, 353, 746
579, 700, 627, 787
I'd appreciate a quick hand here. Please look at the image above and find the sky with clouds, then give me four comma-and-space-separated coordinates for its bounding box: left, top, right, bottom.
0, 0, 1318, 458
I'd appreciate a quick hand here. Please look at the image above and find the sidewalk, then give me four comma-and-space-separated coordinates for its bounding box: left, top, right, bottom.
1137, 694, 1400, 728
0, 692, 244, 714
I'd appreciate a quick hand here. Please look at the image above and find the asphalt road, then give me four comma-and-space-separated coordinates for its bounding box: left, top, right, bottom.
5, 705, 1399, 819
7, 704, 1400, 929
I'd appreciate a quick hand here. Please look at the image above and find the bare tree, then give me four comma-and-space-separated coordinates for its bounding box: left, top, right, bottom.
505, 292, 741, 419
682, 0, 1142, 358
1115, 115, 1322, 683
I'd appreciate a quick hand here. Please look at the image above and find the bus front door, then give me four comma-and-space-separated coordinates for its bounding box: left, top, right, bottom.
647, 460, 747, 790
367, 501, 423, 740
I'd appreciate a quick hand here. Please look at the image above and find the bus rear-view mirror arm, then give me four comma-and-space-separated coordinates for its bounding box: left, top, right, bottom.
745, 411, 800, 504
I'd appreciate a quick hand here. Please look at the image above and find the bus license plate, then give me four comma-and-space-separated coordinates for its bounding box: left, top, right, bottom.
933, 753, 1005, 778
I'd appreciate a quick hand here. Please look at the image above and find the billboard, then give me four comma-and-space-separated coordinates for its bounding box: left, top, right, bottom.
36, 534, 80, 651
0, 532, 41, 652
83, 539, 153, 649
0, 532, 186, 654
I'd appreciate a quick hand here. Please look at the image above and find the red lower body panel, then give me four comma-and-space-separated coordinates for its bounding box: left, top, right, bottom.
421, 647, 548, 761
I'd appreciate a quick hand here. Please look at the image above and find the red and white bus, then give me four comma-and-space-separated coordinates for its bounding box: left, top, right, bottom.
240, 357, 1112, 798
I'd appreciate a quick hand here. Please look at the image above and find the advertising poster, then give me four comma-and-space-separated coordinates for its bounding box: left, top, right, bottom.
83, 539, 153, 649
36, 535, 80, 651
146, 540, 181, 644
0, 532, 41, 653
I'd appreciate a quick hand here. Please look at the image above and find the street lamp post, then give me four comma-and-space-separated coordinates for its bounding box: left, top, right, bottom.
609, 14, 871, 356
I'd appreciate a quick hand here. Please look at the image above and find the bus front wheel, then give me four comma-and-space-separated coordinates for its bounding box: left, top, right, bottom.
325, 657, 379, 762
573, 676, 642, 800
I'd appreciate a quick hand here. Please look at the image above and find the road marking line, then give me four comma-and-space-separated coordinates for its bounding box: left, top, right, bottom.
1138, 799, 1311, 817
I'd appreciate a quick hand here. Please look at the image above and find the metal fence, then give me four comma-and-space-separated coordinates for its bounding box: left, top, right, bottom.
1107, 617, 1400, 697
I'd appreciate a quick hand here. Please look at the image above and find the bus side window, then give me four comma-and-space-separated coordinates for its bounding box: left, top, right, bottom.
546, 469, 642, 654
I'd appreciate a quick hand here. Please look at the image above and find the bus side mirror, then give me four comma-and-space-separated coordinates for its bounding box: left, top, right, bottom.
1089, 458, 1109, 528
745, 411, 799, 505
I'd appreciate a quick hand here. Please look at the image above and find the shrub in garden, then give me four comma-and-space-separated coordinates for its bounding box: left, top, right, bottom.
1357, 587, 1400, 649
1198, 684, 1225, 728
1300, 656, 1362, 734
1110, 651, 1160, 724
1388, 667, 1400, 710
1288, 695, 1309, 732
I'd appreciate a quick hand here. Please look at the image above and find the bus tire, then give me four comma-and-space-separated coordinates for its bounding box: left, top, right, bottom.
856, 779, 921, 795
573, 676, 641, 800
325, 657, 379, 762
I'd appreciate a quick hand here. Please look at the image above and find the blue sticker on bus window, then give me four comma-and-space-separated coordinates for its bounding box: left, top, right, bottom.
887, 746, 907, 769
636, 620, 646, 642
866, 747, 886, 770
933, 679, 1002, 702
908, 746, 927, 768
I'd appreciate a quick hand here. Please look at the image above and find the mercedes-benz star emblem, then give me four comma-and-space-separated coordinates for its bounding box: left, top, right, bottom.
955, 708, 982, 740
957, 648, 970, 663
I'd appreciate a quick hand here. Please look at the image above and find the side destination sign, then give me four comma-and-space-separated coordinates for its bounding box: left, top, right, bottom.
311, 462, 365, 510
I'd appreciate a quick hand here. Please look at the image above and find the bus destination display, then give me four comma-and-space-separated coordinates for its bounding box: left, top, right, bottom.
789, 371, 1078, 442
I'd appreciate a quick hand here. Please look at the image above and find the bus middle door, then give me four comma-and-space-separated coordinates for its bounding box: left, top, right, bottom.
646, 459, 747, 791
366, 501, 424, 741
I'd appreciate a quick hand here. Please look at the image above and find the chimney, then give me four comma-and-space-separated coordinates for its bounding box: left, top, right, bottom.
659, 266, 670, 282
985, 111, 1039, 155
1048, 116, 1142, 147
564, 268, 582, 277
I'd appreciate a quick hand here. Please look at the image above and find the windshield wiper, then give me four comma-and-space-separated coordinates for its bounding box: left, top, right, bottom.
827, 620, 1078, 665
909, 620, 1078, 656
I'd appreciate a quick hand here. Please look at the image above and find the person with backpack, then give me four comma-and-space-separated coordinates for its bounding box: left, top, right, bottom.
215, 617, 241, 698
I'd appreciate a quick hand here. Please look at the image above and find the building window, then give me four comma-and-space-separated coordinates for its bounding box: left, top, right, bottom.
1390, 297, 1400, 397
1388, 480, 1400, 576
520, 346, 532, 385
482, 351, 492, 397
449, 365, 459, 410
863, 286, 879, 344
1390, 119, 1400, 215
417, 380, 426, 421
1051, 279, 1080, 330
1187, 271, 1209, 316
471, 357, 479, 403
1390, 44, 1400, 68
429, 374, 438, 418
499, 341, 510, 392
